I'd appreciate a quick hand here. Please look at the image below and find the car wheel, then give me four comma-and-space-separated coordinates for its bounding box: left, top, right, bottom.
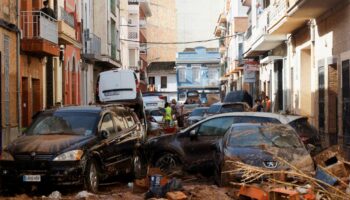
155, 153, 181, 174
84, 159, 99, 193
132, 152, 147, 179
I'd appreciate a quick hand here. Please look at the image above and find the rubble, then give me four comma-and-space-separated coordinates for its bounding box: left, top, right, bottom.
166, 191, 187, 200
48, 191, 62, 199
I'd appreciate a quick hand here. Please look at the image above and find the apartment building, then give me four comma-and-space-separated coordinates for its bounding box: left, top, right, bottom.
20, 0, 60, 128
176, 47, 221, 103
214, 0, 248, 96
0, 0, 20, 148
238, 0, 350, 154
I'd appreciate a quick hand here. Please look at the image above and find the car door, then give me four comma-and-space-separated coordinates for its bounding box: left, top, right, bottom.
182, 116, 234, 167
98, 113, 119, 174
110, 109, 139, 172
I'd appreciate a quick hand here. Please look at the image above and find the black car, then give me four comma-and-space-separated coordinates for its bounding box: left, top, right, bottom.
213, 123, 314, 186
223, 90, 253, 107
147, 113, 283, 174
0, 105, 147, 193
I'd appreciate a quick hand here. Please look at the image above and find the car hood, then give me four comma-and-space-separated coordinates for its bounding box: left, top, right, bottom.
224, 146, 314, 173
6, 134, 94, 155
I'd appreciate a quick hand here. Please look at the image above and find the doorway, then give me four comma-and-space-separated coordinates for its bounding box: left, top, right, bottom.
22, 77, 29, 127
342, 60, 350, 148
300, 48, 312, 116
32, 79, 41, 123
274, 59, 283, 112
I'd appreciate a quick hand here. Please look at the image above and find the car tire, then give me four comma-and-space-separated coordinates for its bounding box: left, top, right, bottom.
154, 153, 181, 174
84, 159, 99, 193
132, 152, 147, 179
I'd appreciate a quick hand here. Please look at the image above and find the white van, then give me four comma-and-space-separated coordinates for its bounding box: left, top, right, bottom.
143, 96, 165, 110
97, 69, 140, 103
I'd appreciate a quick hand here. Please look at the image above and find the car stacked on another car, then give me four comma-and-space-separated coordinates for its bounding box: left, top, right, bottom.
0, 105, 147, 193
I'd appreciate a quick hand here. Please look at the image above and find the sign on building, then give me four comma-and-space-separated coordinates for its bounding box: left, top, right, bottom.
243, 59, 259, 83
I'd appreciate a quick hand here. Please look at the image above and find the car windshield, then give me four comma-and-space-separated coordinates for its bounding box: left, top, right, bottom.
207, 105, 221, 114
228, 125, 304, 148
221, 104, 244, 113
190, 108, 207, 116
26, 112, 99, 136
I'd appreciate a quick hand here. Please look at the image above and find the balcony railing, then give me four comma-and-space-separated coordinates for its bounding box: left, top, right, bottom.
21, 11, 58, 44
268, 0, 288, 28
60, 7, 74, 28
128, 0, 139, 5
128, 31, 138, 40
83, 30, 101, 56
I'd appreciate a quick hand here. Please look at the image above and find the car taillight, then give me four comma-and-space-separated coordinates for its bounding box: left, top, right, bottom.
136, 79, 140, 93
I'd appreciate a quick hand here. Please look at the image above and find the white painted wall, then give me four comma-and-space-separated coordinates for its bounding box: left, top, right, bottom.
176, 0, 225, 51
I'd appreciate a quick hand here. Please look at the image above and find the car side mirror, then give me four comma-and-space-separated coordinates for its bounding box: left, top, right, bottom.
99, 130, 109, 139
189, 129, 197, 139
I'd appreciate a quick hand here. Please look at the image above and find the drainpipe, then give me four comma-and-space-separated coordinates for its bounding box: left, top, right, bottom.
16, 0, 22, 135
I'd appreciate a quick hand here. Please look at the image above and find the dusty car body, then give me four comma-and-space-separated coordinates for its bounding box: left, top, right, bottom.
204, 102, 251, 118
214, 123, 315, 186
0, 105, 147, 193
147, 112, 287, 173
185, 107, 209, 126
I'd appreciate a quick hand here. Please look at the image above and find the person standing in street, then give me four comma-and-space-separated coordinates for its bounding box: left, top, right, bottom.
163, 102, 173, 127
264, 96, 271, 112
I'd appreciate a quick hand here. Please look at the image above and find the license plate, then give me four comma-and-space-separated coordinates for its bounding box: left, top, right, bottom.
147, 103, 157, 106
23, 175, 41, 182
104, 91, 120, 96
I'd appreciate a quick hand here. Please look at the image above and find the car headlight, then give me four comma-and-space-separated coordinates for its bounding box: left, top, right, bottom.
1, 151, 14, 161
53, 150, 83, 161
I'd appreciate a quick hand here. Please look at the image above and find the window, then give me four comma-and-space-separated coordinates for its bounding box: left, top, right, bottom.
161, 76, 167, 88
178, 68, 186, 82
149, 76, 155, 85
101, 114, 116, 138
197, 117, 234, 136
192, 66, 200, 83
113, 115, 126, 132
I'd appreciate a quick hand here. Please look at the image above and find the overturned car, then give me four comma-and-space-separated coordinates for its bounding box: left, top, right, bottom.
214, 123, 315, 186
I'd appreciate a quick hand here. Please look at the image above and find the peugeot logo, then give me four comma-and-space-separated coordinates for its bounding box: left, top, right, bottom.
263, 161, 278, 169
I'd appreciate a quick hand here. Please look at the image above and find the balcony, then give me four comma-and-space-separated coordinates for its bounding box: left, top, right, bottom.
82, 30, 101, 61
128, 31, 139, 40
139, 18, 146, 29
268, 0, 344, 35
241, 0, 251, 7
244, 8, 286, 57
232, 17, 248, 33
139, 0, 152, 17
58, 7, 78, 46
20, 11, 59, 56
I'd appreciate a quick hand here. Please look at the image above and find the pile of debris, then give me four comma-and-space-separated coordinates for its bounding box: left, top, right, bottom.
229, 145, 350, 200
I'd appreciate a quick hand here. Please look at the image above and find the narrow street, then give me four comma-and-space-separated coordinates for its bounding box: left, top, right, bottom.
1, 0, 350, 199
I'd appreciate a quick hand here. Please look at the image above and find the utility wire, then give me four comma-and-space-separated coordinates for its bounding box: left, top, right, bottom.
120, 34, 236, 45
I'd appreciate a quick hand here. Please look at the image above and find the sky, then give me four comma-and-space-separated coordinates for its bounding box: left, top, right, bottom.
176, 0, 225, 52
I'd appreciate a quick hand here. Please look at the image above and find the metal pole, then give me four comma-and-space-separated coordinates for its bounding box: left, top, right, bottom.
17, 0, 22, 135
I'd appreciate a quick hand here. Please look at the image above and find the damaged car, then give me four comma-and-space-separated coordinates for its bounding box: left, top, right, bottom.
0, 105, 147, 193
147, 113, 286, 174
214, 123, 315, 186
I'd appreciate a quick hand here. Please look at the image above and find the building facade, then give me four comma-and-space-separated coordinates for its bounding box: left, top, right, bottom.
0, 0, 20, 148
147, 62, 177, 101
228, 0, 350, 155
176, 47, 221, 103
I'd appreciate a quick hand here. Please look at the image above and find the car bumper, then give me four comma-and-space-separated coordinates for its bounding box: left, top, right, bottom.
0, 160, 85, 186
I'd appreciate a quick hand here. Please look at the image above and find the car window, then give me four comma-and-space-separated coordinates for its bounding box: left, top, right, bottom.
197, 117, 234, 136
150, 109, 164, 116
207, 105, 221, 114
112, 114, 127, 132
26, 112, 98, 136
101, 114, 116, 138
232, 116, 281, 124
221, 104, 244, 113
190, 108, 207, 116
228, 126, 303, 148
